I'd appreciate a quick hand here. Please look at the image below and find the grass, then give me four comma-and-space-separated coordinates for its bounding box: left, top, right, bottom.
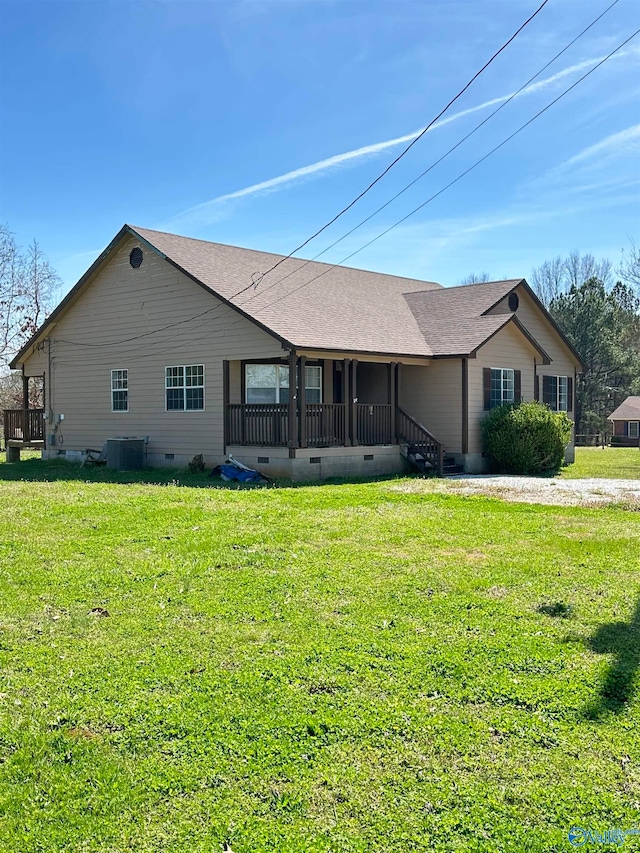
561, 447, 640, 480
0, 457, 639, 852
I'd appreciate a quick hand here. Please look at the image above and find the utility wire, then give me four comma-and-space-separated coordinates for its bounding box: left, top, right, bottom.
54, 13, 632, 360
242, 0, 621, 297
232, 28, 640, 317
254, 0, 551, 282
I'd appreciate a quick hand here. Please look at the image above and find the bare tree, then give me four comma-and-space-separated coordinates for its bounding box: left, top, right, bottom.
564, 251, 611, 290
529, 256, 564, 307
617, 238, 640, 294
0, 225, 59, 367
458, 271, 492, 285
530, 251, 613, 307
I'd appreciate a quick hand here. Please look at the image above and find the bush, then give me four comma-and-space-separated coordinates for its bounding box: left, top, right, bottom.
481, 401, 573, 475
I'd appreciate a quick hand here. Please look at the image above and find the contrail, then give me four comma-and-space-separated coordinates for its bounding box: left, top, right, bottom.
167, 46, 638, 227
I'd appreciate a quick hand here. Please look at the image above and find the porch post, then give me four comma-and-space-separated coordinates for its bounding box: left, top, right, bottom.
462, 358, 469, 455
389, 362, 397, 443
288, 350, 299, 454
343, 358, 350, 446
351, 359, 359, 446
22, 373, 30, 442
298, 355, 307, 448
222, 360, 229, 452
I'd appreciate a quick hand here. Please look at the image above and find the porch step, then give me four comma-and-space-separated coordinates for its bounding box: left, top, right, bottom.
442, 455, 464, 476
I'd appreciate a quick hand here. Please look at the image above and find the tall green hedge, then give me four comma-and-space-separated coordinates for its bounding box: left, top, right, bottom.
481, 401, 573, 475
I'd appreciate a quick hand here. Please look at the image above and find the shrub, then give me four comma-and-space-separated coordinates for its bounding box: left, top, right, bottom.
481, 401, 573, 475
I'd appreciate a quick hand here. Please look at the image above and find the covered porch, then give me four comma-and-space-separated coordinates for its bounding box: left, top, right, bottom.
223, 353, 443, 474
2, 374, 45, 461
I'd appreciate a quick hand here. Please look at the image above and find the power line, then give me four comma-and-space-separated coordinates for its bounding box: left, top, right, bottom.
243, 0, 621, 297
232, 28, 639, 317
254, 0, 551, 282
53, 15, 634, 362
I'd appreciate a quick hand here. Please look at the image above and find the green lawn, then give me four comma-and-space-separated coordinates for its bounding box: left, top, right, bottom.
0, 458, 639, 852
562, 447, 640, 480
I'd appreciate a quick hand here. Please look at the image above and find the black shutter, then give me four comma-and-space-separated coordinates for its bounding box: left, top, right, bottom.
514, 370, 521, 403
542, 375, 551, 406
483, 368, 492, 410
567, 377, 573, 412
534, 374, 539, 402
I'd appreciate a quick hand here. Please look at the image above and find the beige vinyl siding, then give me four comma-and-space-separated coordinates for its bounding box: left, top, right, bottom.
468, 323, 537, 455
491, 286, 580, 378
21, 236, 285, 462
400, 360, 461, 451
488, 286, 579, 438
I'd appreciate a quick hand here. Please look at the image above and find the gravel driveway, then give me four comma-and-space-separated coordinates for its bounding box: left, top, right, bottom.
396, 475, 640, 507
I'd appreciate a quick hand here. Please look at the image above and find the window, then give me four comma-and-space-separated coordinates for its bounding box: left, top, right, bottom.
245, 363, 322, 404
629, 422, 639, 439
111, 369, 128, 412
490, 368, 514, 408
543, 375, 570, 412
166, 365, 204, 411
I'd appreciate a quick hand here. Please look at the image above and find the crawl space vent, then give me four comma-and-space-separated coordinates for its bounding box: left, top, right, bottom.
129, 247, 144, 269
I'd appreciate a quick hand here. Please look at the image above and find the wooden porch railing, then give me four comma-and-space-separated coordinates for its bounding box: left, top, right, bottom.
225, 403, 444, 472
3, 409, 45, 444
396, 406, 444, 475
226, 403, 290, 447
305, 403, 346, 447
355, 403, 393, 445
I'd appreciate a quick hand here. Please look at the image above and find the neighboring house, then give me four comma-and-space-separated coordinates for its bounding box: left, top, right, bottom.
5, 225, 585, 479
608, 397, 640, 446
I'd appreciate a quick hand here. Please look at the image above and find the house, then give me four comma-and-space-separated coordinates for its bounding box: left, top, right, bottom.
608, 397, 640, 446
5, 225, 584, 479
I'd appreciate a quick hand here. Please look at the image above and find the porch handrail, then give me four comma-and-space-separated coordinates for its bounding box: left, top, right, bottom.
3, 409, 45, 444
226, 403, 289, 447
396, 406, 444, 475
355, 403, 393, 445
304, 403, 345, 447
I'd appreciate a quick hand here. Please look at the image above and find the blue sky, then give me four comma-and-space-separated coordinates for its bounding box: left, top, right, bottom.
0, 0, 639, 300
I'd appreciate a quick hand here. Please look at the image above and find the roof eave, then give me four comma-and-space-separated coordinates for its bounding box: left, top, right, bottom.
514, 279, 587, 371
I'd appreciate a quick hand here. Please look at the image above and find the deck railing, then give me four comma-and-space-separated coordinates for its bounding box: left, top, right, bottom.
226, 403, 290, 447
3, 409, 45, 444
305, 403, 346, 447
396, 407, 444, 475
355, 403, 392, 445
225, 403, 443, 466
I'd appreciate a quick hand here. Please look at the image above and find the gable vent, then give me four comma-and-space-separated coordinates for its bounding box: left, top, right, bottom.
508, 292, 519, 311
129, 247, 144, 269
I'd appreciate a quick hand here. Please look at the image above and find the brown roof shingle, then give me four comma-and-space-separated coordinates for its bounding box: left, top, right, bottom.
609, 396, 640, 420
132, 226, 441, 357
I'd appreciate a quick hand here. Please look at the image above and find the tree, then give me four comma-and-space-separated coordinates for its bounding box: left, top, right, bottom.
0, 225, 59, 368
459, 271, 492, 285
617, 238, 640, 295
530, 251, 612, 308
549, 277, 640, 434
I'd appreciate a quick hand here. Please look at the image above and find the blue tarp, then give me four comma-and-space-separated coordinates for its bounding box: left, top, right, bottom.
218, 463, 264, 483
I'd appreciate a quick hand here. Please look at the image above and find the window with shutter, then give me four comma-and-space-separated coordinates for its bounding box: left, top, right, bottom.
487, 368, 515, 408
542, 375, 570, 411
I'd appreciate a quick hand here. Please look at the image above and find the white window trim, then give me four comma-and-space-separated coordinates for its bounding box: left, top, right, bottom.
165, 364, 205, 412
111, 368, 129, 413
490, 367, 514, 408
244, 363, 322, 404
629, 421, 639, 439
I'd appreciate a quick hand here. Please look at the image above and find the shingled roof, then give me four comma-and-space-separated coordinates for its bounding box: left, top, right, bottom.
131, 227, 536, 358
131, 226, 441, 357
608, 396, 640, 420
10, 224, 566, 367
